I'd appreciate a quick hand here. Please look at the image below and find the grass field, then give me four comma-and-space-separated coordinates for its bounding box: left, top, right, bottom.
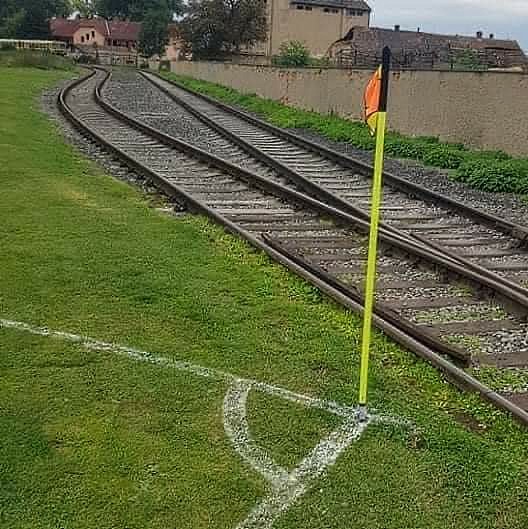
1, 67, 528, 529
0, 50, 76, 70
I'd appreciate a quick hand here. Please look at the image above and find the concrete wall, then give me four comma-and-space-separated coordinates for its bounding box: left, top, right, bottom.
170, 61, 528, 157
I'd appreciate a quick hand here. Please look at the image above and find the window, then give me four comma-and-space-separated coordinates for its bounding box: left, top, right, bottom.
346, 8, 363, 16
86, 33, 90, 41
92, 31, 95, 38
324, 7, 338, 13
295, 4, 312, 9
81, 36, 85, 43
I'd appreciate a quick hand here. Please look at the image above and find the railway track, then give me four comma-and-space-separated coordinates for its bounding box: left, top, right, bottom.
134, 71, 528, 293
58, 68, 528, 424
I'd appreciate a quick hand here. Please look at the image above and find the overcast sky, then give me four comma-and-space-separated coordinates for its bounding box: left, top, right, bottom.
369, 0, 528, 49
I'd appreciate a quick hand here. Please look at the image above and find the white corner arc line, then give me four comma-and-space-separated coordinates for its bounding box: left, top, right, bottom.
223, 380, 292, 488
1, 317, 412, 529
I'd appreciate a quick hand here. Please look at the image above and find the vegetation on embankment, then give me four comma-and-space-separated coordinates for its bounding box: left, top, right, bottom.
0, 49, 76, 70
162, 72, 528, 195
1, 67, 528, 528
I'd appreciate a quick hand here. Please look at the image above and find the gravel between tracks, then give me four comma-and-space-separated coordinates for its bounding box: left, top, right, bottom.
107, 69, 528, 228
40, 78, 186, 215
284, 132, 528, 228
43, 73, 528, 382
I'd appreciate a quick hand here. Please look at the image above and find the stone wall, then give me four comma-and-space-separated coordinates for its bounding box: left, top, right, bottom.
170, 61, 528, 157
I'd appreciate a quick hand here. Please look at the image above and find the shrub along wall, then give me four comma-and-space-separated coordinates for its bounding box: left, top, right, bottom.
170, 61, 528, 158
164, 68, 528, 194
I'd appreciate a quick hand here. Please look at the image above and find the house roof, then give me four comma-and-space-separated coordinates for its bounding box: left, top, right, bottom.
49, 19, 79, 38
338, 26, 522, 52
108, 21, 142, 41
330, 26, 527, 69
50, 18, 141, 41
291, 0, 370, 11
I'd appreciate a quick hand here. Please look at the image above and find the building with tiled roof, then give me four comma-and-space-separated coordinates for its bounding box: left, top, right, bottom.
50, 18, 141, 49
328, 25, 527, 70
247, 0, 371, 58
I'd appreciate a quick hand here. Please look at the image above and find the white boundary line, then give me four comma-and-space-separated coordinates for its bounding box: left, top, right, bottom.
0, 318, 412, 528
0, 318, 352, 417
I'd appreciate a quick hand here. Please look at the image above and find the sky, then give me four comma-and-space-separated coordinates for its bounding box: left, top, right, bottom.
368, 0, 528, 49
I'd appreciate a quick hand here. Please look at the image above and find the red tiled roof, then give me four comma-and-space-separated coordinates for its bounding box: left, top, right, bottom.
108, 21, 141, 41
50, 18, 141, 41
339, 26, 523, 53
49, 18, 79, 38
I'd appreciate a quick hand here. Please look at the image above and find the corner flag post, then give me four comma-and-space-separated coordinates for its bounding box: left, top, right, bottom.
358, 46, 391, 421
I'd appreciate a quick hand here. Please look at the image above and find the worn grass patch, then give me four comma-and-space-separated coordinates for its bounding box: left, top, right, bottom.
1, 67, 528, 528
247, 391, 341, 469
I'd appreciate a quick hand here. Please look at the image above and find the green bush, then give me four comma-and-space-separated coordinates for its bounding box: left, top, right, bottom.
384, 137, 431, 159
455, 159, 528, 193
453, 49, 486, 71
468, 149, 511, 162
422, 144, 467, 169
273, 41, 311, 67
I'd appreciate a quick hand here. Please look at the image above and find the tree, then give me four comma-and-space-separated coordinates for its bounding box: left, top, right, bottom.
130, 0, 183, 19
0, 8, 27, 38
0, 0, 70, 38
70, 0, 96, 18
95, 0, 182, 21
452, 49, 486, 71
273, 41, 310, 67
138, 5, 170, 58
179, 0, 267, 59
94, 0, 130, 19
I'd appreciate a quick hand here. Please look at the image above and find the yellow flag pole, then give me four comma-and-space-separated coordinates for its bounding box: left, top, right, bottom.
358, 47, 391, 422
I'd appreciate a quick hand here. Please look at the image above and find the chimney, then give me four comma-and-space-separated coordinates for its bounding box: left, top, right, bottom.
476, 30, 483, 38
394, 24, 400, 32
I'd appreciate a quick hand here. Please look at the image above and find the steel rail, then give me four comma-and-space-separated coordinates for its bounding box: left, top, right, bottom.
96, 71, 528, 321
147, 71, 528, 242
57, 70, 528, 427
139, 71, 528, 299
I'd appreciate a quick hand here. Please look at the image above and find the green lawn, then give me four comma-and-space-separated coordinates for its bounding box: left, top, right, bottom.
1, 67, 528, 529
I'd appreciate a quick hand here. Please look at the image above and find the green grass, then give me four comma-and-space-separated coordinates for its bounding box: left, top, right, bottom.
162, 72, 528, 195
1, 67, 528, 528
0, 50, 76, 70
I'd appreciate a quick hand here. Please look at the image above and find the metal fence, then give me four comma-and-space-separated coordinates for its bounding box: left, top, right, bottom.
72, 45, 139, 66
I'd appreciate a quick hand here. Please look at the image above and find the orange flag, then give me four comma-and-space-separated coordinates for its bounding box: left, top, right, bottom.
363, 66, 382, 135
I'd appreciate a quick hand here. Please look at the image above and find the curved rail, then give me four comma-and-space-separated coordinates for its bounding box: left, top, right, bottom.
146, 71, 528, 243
58, 69, 528, 427
97, 71, 528, 320
140, 71, 528, 300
